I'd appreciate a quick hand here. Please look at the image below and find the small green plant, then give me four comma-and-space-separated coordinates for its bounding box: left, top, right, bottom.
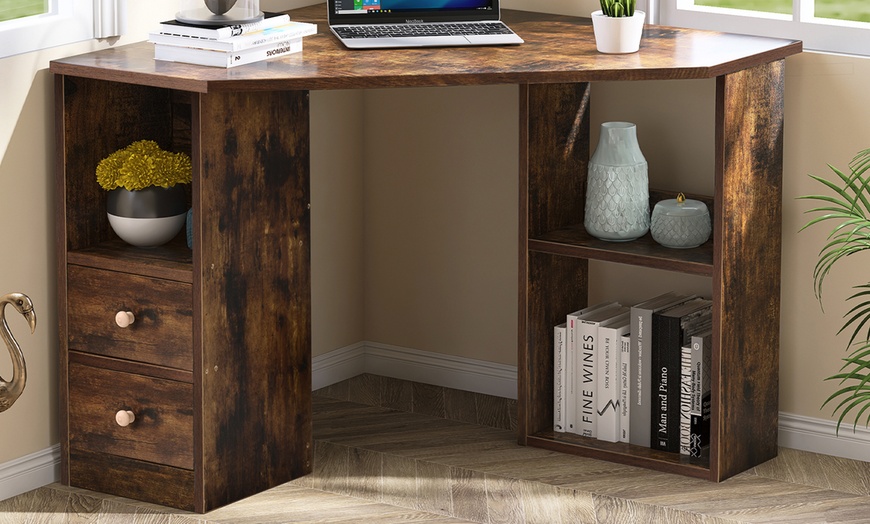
799, 147, 870, 433
600, 0, 636, 17
96, 140, 192, 191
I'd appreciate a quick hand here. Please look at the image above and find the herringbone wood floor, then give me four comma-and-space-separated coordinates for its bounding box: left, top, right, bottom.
3, 374, 870, 523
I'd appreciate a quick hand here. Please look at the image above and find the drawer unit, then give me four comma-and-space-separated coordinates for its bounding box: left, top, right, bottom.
66, 265, 193, 371
55, 71, 313, 513
68, 360, 194, 469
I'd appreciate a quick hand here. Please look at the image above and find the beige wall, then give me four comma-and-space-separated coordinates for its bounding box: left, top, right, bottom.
1, 0, 868, 466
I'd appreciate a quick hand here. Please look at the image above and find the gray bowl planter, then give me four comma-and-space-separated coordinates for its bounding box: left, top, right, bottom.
106, 185, 188, 247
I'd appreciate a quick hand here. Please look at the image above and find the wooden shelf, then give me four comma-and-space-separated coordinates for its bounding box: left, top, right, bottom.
526, 433, 710, 479
66, 236, 193, 283
520, 59, 790, 482
530, 227, 713, 277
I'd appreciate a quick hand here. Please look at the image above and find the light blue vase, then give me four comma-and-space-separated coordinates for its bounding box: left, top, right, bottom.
584, 122, 650, 242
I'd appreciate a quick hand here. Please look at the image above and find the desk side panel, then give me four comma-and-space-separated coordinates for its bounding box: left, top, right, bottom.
713, 60, 784, 480
193, 89, 313, 512
520, 83, 590, 441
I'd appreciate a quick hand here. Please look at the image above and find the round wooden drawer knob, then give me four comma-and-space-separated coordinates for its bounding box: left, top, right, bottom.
115, 410, 136, 427
115, 311, 135, 328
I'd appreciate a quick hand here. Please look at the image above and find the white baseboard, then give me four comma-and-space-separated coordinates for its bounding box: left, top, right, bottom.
778, 412, 870, 462
312, 341, 517, 399
311, 341, 367, 391
0, 444, 60, 502
362, 342, 518, 400
313, 342, 869, 461
5, 344, 866, 501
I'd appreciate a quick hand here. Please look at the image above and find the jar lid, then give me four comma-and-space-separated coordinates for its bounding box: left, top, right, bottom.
653, 193, 708, 217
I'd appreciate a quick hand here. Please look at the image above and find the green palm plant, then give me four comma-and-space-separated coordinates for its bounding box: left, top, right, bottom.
599, 0, 636, 17
799, 147, 870, 433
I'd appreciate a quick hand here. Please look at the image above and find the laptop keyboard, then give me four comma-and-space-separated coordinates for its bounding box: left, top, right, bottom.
333, 21, 516, 39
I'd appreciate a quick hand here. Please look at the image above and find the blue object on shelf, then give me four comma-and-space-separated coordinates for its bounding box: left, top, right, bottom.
186, 208, 193, 249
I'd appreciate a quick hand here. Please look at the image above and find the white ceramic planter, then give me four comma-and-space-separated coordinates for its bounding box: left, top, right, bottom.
106, 186, 189, 247
108, 214, 188, 247
591, 10, 646, 54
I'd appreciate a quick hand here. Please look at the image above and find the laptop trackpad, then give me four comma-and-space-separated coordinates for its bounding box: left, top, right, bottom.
464, 34, 524, 45
346, 35, 471, 48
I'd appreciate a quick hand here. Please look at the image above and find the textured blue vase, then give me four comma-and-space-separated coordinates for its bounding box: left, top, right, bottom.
584, 122, 650, 242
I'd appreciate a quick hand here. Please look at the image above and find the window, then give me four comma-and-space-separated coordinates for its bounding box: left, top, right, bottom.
0, 0, 47, 22
659, 0, 870, 56
0, 0, 124, 59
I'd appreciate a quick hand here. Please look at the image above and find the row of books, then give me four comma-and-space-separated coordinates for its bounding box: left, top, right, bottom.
554, 292, 712, 458
149, 12, 317, 68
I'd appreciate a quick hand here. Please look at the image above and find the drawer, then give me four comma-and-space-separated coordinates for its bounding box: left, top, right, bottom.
68, 361, 194, 470
69, 448, 195, 512
67, 265, 193, 370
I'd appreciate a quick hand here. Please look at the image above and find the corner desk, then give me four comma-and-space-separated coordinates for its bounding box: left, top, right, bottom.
50, 4, 802, 512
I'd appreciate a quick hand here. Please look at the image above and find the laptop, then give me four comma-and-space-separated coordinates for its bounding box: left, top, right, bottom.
327, 0, 523, 49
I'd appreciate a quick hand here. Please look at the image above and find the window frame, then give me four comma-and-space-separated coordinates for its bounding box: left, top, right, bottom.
0, 0, 124, 59
658, 0, 870, 56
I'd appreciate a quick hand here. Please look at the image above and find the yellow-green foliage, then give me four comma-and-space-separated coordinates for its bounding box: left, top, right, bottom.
96, 140, 192, 191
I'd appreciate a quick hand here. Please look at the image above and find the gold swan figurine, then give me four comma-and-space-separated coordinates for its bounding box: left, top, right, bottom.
0, 293, 36, 413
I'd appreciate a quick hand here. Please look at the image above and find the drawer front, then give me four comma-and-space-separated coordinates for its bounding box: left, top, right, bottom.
69, 361, 194, 470
69, 448, 195, 512
67, 265, 193, 370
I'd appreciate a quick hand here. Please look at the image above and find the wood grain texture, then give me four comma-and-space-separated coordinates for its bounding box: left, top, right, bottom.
519, 82, 591, 445
194, 88, 312, 511
67, 237, 193, 283
66, 265, 193, 371
522, 252, 588, 443
713, 60, 785, 481
70, 350, 193, 383
14, 387, 870, 524
48, 7, 800, 93
68, 361, 194, 469
68, 449, 194, 512
517, 46, 787, 483
56, 76, 194, 488
58, 77, 175, 251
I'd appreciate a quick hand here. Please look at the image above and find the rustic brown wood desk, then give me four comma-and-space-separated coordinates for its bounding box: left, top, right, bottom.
50, 4, 802, 513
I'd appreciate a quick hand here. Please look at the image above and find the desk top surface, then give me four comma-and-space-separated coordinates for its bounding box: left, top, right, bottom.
50, 4, 801, 93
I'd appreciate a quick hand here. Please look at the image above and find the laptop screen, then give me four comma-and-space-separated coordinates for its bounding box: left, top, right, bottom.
328, 0, 500, 25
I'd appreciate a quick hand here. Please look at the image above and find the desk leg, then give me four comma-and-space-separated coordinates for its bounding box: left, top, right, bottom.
193, 89, 312, 512
518, 83, 591, 445
713, 61, 784, 480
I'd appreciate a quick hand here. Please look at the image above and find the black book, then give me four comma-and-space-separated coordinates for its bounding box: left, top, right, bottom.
650, 297, 712, 453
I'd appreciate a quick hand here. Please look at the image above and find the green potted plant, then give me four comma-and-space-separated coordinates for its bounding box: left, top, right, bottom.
800, 147, 870, 433
96, 140, 192, 247
591, 0, 646, 54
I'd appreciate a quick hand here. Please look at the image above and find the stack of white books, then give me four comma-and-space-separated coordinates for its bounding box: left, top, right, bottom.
149, 12, 317, 68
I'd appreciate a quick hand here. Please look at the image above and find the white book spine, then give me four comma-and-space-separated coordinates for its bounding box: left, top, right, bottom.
596, 321, 629, 443
566, 314, 580, 433
150, 22, 317, 52
554, 323, 567, 433
619, 333, 631, 443
159, 13, 291, 40
154, 38, 302, 68
577, 320, 599, 438
565, 302, 618, 436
